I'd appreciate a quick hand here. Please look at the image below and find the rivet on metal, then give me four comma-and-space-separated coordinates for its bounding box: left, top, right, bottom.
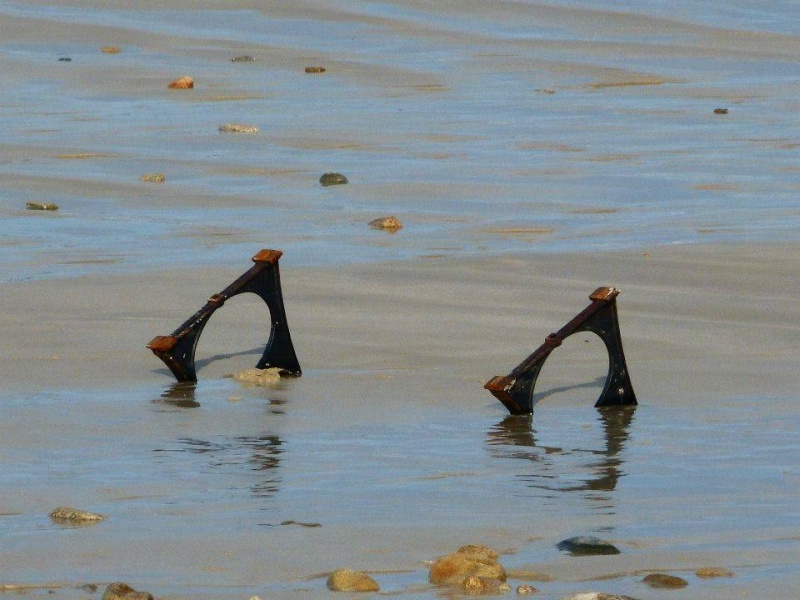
147, 249, 301, 382
485, 286, 637, 415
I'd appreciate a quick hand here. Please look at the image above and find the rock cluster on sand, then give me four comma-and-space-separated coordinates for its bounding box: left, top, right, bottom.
556, 536, 620, 556
326, 568, 380, 592
305, 66, 326, 73
167, 75, 194, 89
101, 582, 154, 600
49, 507, 105, 524
429, 544, 507, 588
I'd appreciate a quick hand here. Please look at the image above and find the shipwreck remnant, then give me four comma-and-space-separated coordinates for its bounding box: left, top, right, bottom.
485, 286, 636, 414
147, 249, 301, 382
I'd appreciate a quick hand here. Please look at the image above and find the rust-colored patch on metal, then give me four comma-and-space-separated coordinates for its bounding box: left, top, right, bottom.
147, 249, 301, 382
485, 286, 636, 415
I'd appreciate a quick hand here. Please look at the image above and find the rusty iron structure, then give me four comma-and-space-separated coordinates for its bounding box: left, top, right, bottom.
485, 286, 636, 415
147, 249, 301, 382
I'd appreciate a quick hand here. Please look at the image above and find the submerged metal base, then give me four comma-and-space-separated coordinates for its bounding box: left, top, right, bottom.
485, 286, 636, 415
147, 249, 301, 382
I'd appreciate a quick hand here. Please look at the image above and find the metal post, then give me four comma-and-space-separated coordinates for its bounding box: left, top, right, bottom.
147, 249, 301, 382
485, 287, 636, 415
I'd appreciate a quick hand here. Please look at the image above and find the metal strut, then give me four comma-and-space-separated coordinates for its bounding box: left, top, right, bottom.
485, 286, 636, 415
147, 249, 301, 382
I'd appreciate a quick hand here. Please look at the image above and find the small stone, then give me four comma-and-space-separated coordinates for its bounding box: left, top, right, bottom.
556, 536, 620, 556
168, 75, 194, 89
101, 46, 122, 54
58, 57, 72, 62
26, 201, 59, 211
713, 108, 728, 114
101, 583, 154, 600
218, 123, 259, 134
326, 568, 380, 592
517, 585, 538, 595
49, 507, 105, 523
319, 172, 348, 186
696, 566, 735, 578
463, 575, 510, 594
231, 55, 256, 62
305, 66, 326, 73
642, 573, 688, 588
232, 368, 284, 386
140, 173, 166, 183
429, 545, 506, 586
369, 216, 403, 231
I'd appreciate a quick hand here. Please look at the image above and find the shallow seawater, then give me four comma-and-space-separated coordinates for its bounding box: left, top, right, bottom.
1, 369, 798, 598
2, 0, 800, 281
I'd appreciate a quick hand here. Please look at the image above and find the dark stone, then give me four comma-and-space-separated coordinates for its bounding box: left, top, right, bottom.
642, 573, 688, 588
713, 108, 729, 114
101, 583, 154, 600
320, 172, 348, 186
556, 536, 620, 556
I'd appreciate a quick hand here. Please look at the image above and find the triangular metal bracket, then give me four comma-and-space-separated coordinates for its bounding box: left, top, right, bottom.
147, 249, 301, 382
485, 286, 636, 415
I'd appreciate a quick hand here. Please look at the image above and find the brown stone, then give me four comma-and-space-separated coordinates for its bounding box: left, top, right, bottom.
696, 567, 735, 578
305, 66, 326, 73
516, 584, 539, 595
101, 582, 154, 600
101, 46, 121, 54
429, 545, 506, 586
140, 173, 166, 183
463, 575, 511, 594
218, 123, 259, 134
26, 201, 58, 211
326, 568, 379, 592
49, 507, 105, 523
713, 107, 729, 114
642, 573, 688, 588
168, 76, 194, 89
369, 216, 403, 232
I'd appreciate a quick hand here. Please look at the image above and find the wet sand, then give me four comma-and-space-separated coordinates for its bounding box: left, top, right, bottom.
2, 245, 799, 598
2, 1, 800, 598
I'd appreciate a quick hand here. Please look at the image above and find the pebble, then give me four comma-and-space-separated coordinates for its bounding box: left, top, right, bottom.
429, 544, 506, 586
319, 172, 348, 186
58, 57, 72, 62
305, 66, 326, 73
369, 216, 403, 231
463, 575, 511, 594
556, 536, 620, 556
516, 584, 539, 595
140, 173, 166, 183
101, 46, 121, 54
218, 123, 259, 134
49, 507, 105, 523
326, 568, 380, 592
696, 566, 735, 578
714, 107, 729, 114
232, 368, 284, 386
231, 55, 256, 62
26, 201, 59, 211
101, 582, 154, 600
642, 573, 688, 588
168, 75, 194, 89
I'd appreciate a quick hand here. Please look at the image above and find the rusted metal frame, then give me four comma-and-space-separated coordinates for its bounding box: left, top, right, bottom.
147, 249, 301, 382
485, 287, 636, 415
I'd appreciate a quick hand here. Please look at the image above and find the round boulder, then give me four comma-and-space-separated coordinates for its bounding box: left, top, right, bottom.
326, 568, 379, 592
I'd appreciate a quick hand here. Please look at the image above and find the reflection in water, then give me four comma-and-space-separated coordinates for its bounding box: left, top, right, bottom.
152, 382, 200, 408
154, 434, 283, 498
486, 407, 635, 507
